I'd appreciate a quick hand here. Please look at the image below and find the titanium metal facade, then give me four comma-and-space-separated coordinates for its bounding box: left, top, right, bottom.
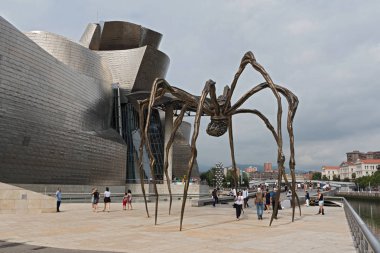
0, 17, 199, 186
172, 121, 200, 180
0, 17, 128, 185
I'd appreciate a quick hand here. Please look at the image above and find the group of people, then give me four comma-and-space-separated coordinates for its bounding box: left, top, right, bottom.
232, 186, 326, 221
233, 187, 279, 221
304, 189, 325, 215
90, 187, 112, 212
54, 187, 133, 213
90, 187, 133, 212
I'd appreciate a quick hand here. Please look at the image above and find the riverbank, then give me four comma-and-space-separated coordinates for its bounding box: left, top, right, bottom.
336, 191, 380, 201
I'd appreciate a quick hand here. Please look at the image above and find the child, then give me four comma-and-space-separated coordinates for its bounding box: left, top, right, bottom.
127, 189, 132, 210
122, 192, 128, 210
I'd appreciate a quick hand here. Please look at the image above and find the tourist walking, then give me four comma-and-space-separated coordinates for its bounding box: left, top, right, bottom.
90, 188, 95, 210
255, 188, 264, 220
127, 189, 133, 210
92, 188, 99, 212
305, 190, 310, 207
103, 187, 111, 212
316, 190, 324, 215
55, 188, 62, 212
243, 188, 249, 208
234, 191, 244, 220
271, 188, 278, 219
265, 188, 271, 213
212, 188, 218, 207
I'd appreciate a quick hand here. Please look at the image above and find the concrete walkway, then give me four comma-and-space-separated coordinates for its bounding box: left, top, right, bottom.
0, 199, 356, 253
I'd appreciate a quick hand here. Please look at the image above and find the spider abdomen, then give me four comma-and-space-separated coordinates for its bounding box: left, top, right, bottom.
206, 117, 228, 137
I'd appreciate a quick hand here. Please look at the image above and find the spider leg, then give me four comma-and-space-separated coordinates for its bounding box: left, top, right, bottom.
139, 78, 214, 226
164, 104, 188, 215
229, 81, 299, 225
227, 117, 238, 189
179, 80, 215, 231
242, 56, 286, 214
143, 80, 170, 225
231, 108, 282, 225
224, 53, 285, 222
137, 101, 150, 218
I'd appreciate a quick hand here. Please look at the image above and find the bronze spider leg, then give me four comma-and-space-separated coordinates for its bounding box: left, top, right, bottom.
243, 54, 286, 217
180, 80, 216, 231
143, 85, 171, 225
137, 101, 150, 218
227, 117, 238, 189
142, 78, 213, 226
282, 86, 300, 221
136, 87, 169, 221
224, 52, 285, 225
228, 82, 299, 224
163, 104, 189, 215
225, 53, 290, 200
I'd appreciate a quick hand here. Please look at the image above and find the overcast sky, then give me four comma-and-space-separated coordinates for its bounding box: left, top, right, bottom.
2, 0, 380, 171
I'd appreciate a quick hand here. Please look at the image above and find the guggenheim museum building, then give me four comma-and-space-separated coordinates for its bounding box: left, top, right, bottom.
0, 17, 200, 190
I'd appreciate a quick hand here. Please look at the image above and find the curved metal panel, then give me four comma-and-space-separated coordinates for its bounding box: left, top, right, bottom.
80, 21, 163, 51
79, 23, 101, 50
97, 46, 170, 92
0, 17, 126, 185
26, 31, 112, 83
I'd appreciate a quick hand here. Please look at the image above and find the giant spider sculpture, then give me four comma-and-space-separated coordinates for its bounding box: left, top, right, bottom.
136, 51, 299, 231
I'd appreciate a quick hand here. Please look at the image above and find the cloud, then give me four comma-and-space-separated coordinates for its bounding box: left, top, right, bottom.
286, 19, 319, 35
2, 0, 380, 172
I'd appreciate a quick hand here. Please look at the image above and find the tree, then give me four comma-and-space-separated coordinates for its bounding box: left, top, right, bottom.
200, 170, 214, 186
332, 174, 340, 181
223, 170, 235, 188
356, 175, 371, 190
242, 172, 249, 187
322, 175, 329, 181
351, 173, 356, 180
312, 172, 322, 180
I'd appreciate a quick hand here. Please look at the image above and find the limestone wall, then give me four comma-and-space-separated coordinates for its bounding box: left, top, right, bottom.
0, 183, 55, 214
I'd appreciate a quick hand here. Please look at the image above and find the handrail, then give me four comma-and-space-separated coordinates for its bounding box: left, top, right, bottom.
342, 197, 380, 253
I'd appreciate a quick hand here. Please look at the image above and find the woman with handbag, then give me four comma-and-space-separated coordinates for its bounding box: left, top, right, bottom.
234, 191, 244, 220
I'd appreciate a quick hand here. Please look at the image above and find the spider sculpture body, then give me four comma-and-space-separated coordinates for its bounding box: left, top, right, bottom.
137, 51, 299, 231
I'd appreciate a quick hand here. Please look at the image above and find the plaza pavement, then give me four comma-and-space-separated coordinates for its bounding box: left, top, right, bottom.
0, 198, 356, 253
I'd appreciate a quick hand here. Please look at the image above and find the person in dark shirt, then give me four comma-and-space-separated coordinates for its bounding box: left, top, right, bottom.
265, 188, 271, 213
212, 189, 218, 207
305, 191, 310, 207
317, 190, 324, 215
270, 188, 278, 219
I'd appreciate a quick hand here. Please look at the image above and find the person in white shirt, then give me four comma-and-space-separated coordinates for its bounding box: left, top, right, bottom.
234, 191, 244, 220
103, 187, 111, 212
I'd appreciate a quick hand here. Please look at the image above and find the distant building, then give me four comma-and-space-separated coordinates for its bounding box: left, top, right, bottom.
245, 166, 258, 173
321, 166, 340, 180
250, 171, 278, 181
346, 150, 380, 163
340, 162, 356, 180
338, 150, 380, 180
264, 162, 273, 172
354, 159, 380, 178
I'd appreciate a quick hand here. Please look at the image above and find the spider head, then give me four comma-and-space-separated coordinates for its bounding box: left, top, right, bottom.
206, 117, 228, 137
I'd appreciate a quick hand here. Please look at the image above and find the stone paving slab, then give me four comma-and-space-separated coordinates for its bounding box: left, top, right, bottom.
0, 199, 356, 253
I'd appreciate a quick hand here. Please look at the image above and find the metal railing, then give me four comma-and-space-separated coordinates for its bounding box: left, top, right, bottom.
342, 197, 380, 253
